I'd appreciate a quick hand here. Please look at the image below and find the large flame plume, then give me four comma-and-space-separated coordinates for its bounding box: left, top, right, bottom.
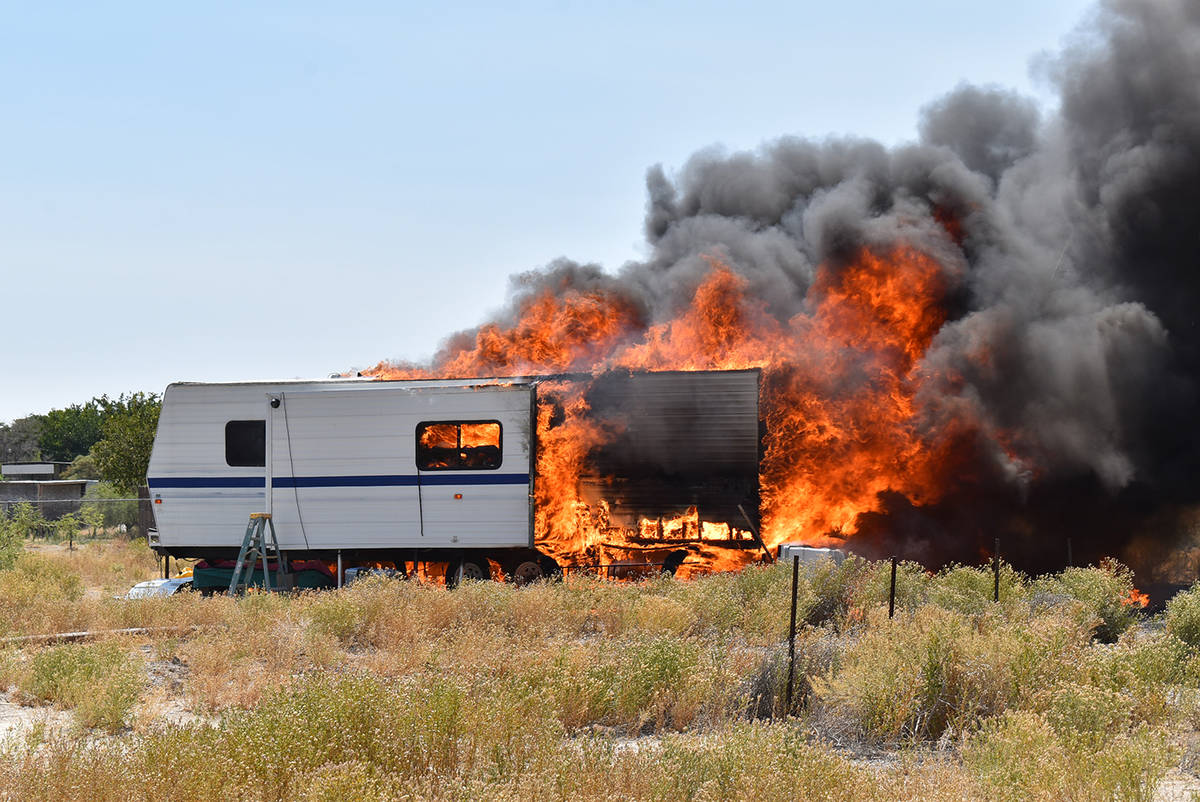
366, 243, 990, 570
363, 0, 1200, 578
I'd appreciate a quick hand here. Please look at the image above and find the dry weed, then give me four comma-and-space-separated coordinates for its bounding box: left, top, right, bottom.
0, 551, 1195, 800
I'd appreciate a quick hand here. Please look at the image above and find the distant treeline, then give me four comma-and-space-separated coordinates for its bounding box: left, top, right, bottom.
0, 393, 161, 493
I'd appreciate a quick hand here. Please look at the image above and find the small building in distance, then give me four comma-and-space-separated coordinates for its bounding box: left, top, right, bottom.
1, 463, 93, 520
1, 462, 71, 481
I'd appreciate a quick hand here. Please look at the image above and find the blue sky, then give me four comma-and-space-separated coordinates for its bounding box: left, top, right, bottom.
1, 0, 1094, 423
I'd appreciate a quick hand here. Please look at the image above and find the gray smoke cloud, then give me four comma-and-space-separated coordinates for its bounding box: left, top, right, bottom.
424, 0, 1200, 561
919, 84, 1040, 183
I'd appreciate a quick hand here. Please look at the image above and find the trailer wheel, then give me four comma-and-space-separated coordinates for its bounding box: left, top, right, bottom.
445, 557, 492, 588
540, 556, 564, 582
509, 560, 544, 585
662, 549, 689, 576
461, 558, 491, 582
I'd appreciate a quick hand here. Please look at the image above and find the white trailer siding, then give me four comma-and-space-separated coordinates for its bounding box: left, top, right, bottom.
149, 383, 269, 549
148, 380, 534, 551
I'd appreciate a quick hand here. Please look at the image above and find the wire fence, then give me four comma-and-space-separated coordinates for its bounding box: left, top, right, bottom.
0, 495, 153, 539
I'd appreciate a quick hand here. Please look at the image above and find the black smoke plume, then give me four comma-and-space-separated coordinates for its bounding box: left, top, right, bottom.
386, 0, 1200, 578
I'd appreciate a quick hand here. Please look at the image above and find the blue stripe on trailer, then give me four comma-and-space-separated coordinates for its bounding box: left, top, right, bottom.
149, 477, 263, 489
148, 473, 531, 489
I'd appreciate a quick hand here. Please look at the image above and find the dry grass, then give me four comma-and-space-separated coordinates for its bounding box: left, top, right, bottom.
13, 639, 144, 732
24, 536, 160, 593
0, 541, 1198, 800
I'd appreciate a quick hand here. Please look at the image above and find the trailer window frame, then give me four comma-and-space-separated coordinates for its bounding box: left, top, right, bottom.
225, 420, 266, 467
415, 420, 503, 471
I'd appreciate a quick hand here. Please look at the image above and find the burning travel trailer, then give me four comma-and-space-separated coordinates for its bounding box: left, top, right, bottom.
363, 246, 991, 570
158, 0, 1200, 586
145, 369, 767, 589
538, 368, 766, 575
355, 0, 1200, 583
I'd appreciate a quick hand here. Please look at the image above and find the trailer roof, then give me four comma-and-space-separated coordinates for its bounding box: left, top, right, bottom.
167, 367, 762, 391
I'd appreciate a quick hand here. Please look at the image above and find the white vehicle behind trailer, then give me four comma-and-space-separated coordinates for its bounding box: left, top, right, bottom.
148, 378, 545, 588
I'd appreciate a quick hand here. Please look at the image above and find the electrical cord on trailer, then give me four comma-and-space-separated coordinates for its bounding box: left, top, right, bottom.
416, 462, 426, 539
280, 392, 312, 552
411, 426, 429, 584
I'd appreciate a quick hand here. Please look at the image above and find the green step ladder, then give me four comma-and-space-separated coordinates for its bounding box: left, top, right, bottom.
228, 513, 289, 595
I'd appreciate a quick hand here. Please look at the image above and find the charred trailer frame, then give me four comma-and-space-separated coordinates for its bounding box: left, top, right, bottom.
572, 368, 762, 542
145, 369, 761, 588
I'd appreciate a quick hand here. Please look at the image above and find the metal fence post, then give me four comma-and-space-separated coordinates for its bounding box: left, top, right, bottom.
993, 538, 1001, 602
785, 554, 799, 713
889, 556, 897, 618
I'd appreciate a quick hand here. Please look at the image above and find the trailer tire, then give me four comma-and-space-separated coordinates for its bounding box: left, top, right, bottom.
446, 556, 492, 588
508, 560, 544, 585
462, 557, 491, 582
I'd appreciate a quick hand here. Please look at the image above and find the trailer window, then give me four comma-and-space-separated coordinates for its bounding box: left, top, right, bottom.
416, 421, 502, 470
225, 420, 265, 467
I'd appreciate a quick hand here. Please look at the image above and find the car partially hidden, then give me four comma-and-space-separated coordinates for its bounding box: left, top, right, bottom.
126, 576, 193, 598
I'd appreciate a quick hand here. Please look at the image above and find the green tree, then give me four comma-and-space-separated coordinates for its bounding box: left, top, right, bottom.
55, 511, 82, 545
62, 453, 101, 479
81, 502, 105, 537
84, 482, 138, 530
0, 415, 43, 463
38, 401, 105, 462
91, 393, 161, 495
0, 515, 20, 569
9, 502, 46, 538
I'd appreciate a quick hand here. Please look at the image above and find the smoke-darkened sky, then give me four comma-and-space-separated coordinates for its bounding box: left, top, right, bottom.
403, 0, 1200, 567
0, 0, 1095, 423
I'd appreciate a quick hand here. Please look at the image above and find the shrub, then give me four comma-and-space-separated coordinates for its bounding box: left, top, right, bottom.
851, 558, 930, 614
21, 642, 144, 732
800, 555, 868, 627
744, 626, 843, 719
1165, 581, 1200, 647
48, 537, 159, 592
0, 553, 84, 605
131, 671, 562, 798
1042, 680, 1131, 749
813, 605, 1091, 742
963, 711, 1068, 802
541, 633, 735, 733
661, 563, 792, 638
1, 556, 1197, 801
814, 606, 987, 741
0, 646, 21, 689
0, 554, 91, 637
0, 516, 21, 571
926, 562, 1026, 615
180, 598, 309, 711
304, 590, 364, 646
1033, 561, 1141, 642
615, 635, 699, 723
1082, 630, 1194, 727
964, 710, 1173, 802
648, 724, 868, 801
7, 502, 45, 539
545, 643, 620, 730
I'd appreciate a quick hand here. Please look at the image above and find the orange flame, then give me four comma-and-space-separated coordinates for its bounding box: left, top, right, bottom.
1122, 587, 1150, 608
368, 244, 978, 575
